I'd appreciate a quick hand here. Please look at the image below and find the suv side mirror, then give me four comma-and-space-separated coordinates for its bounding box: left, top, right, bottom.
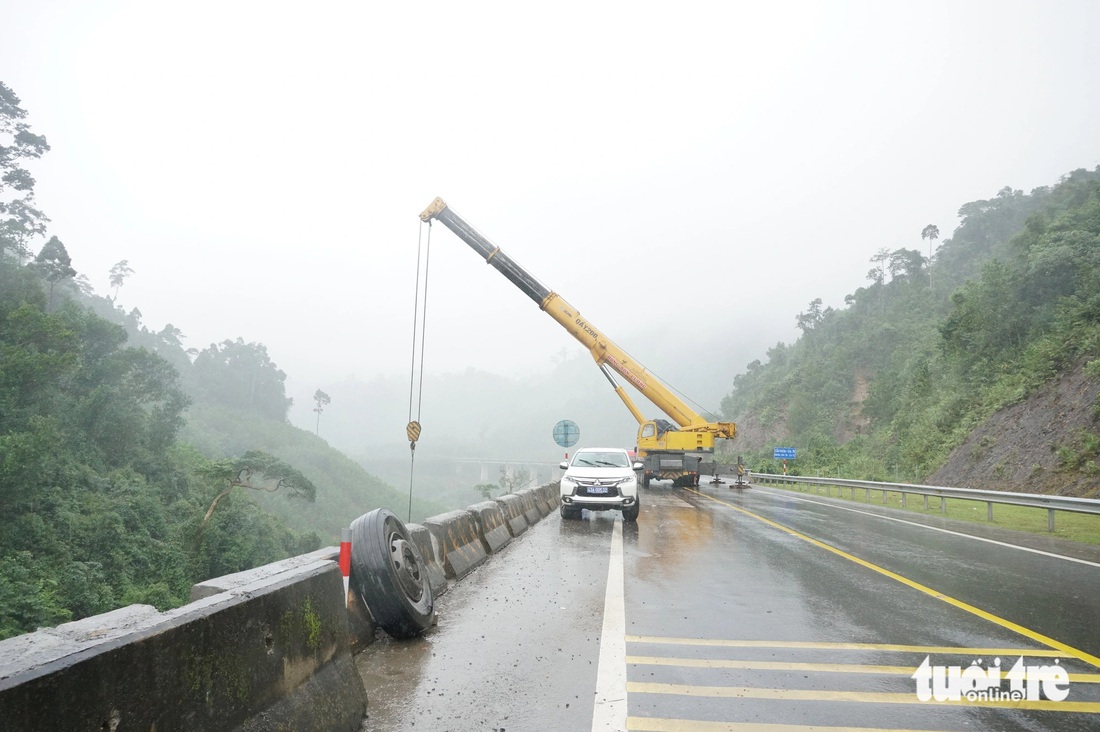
559, 461, 569, 470
632, 462, 644, 471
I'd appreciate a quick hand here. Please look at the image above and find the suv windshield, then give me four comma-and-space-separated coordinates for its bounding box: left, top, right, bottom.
572, 451, 630, 468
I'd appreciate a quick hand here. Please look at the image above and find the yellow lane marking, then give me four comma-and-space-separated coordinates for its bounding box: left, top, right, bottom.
629, 655, 915, 674
628, 682, 1100, 713
685, 488, 1100, 670
626, 636, 1070, 657
628, 719, 953, 732
625, 655, 1100, 683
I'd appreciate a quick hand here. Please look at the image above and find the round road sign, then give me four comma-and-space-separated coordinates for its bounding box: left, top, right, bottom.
552, 419, 580, 448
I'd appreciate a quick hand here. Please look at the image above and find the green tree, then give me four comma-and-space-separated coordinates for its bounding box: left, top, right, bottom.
0, 82, 50, 261
197, 450, 317, 527
888, 248, 924, 281
33, 236, 76, 308
796, 298, 824, 334
921, 224, 939, 288
108, 260, 133, 301
497, 465, 532, 493
192, 338, 291, 421
474, 483, 498, 500
312, 388, 331, 435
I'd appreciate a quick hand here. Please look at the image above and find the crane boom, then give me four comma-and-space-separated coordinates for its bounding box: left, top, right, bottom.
419, 198, 735, 470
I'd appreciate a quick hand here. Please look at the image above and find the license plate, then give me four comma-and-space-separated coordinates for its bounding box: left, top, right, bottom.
587, 486, 609, 494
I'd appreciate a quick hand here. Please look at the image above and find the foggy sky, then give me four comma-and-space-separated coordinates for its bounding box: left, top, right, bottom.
3, 0, 1099, 437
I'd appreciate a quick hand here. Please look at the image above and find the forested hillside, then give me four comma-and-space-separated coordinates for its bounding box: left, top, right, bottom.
722, 169, 1100, 496
0, 82, 439, 639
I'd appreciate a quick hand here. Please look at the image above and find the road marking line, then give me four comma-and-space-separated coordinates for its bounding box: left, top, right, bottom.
625, 655, 1100, 682
628, 718, 954, 732
626, 636, 1072, 656
753, 486, 1100, 568
685, 489, 1100, 670
628, 655, 917, 674
592, 519, 627, 731
628, 682, 1100, 712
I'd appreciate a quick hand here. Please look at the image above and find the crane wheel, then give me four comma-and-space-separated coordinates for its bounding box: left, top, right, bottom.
350, 508, 435, 638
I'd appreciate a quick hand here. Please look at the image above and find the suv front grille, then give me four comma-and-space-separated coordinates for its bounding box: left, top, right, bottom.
574, 478, 621, 498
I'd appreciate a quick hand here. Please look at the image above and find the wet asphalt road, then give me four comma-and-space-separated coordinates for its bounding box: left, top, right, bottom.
356, 481, 1100, 731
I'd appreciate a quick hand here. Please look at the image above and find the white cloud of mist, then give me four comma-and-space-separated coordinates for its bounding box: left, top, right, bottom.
3, 0, 1098, 448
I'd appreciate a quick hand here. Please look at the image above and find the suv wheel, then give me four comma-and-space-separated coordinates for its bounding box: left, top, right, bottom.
623, 502, 640, 522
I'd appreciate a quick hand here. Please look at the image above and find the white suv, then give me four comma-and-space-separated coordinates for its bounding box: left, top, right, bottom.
559, 447, 642, 522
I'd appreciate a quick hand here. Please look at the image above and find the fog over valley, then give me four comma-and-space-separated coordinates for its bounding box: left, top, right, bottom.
4, 0, 1098, 489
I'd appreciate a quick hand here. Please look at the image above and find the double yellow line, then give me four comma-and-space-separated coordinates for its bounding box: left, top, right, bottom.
684, 488, 1100, 669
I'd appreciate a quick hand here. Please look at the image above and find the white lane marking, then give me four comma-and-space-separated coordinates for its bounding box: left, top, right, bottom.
592, 519, 627, 731
752, 487, 1100, 568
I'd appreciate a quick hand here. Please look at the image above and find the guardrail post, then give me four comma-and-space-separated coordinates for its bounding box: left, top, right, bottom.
865, 488, 870, 502
923, 495, 928, 510
1048, 509, 1055, 533
987, 502, 993, 522
940, 496, 946, 513
901, 492, 907, 508
881, 490, 887, 504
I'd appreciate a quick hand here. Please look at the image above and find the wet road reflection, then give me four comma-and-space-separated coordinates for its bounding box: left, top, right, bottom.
356, 483, 1100, 731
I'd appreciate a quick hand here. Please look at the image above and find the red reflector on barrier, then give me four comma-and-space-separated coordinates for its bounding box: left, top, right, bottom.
339, 528, 352, 607
339, 530, 352, 577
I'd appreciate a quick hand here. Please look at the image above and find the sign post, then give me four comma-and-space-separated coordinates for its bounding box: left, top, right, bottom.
774, 447, 795, 476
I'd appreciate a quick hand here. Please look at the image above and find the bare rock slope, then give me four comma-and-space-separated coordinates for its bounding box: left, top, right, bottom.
928, 364, 1100, 498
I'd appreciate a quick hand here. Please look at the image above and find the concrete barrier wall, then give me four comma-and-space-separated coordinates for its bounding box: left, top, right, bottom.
495, 493, 530, 537
467, 500, 513, 554
0, 482, 562, 730
423, 510, 489, 580
0, 560, 365, 732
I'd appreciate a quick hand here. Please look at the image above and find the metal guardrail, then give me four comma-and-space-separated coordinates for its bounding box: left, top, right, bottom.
747, 472, 1100, 532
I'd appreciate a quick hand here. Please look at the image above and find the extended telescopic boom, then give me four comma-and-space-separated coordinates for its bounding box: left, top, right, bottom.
419, 198, 736, 451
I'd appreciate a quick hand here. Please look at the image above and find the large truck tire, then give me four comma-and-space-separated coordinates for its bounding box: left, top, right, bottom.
350, 508, 434, 639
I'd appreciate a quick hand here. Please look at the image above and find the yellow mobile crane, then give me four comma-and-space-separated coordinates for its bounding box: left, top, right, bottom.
419, 198, 736, 487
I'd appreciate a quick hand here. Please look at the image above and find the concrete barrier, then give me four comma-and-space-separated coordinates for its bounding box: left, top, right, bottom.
423, 510, 489, 580
467, 500, 513, 554
190, 546, 339, 602
0, 481, 566, 729
405, 522, 449, 599
542, 482, 561, 508
517, 490, 543, 524
494, 493, 530, 537
528, 486, 552, 516
0, 560, 366, 732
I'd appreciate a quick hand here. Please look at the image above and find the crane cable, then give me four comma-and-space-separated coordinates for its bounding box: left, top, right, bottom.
405, 219, 432, 521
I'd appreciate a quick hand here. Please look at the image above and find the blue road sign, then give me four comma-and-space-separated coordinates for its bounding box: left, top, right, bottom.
773, 447, 796, 459
553, 419, 580, 448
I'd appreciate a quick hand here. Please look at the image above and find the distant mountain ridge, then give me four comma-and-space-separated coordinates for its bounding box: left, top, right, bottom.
720, 168, 1100, 497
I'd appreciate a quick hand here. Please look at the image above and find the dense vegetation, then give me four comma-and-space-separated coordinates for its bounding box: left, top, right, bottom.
721, 169, 1100, 491
0, 82, 441, 640
4, 74, 1097, 640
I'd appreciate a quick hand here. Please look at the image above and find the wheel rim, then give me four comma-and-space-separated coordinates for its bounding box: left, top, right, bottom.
388, 532, 424, 602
